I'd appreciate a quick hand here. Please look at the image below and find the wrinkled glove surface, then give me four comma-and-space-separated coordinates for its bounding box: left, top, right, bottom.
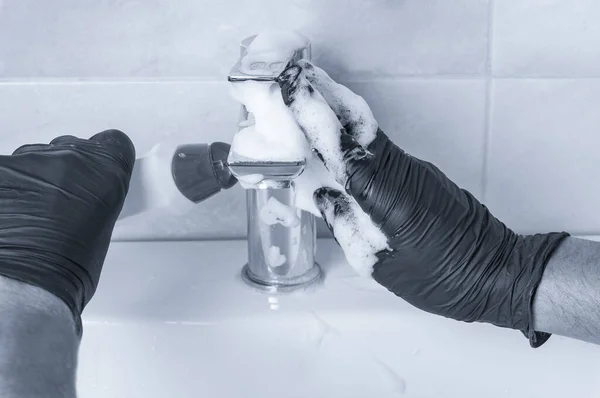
0, 129, 135, 333
278, 61, 568, 347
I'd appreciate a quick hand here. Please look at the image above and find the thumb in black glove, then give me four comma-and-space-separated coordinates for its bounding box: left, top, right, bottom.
0, 129, 135, 334
278, 61, 568, 348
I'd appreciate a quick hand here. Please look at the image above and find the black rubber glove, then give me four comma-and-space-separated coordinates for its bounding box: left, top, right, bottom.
278, 61, 569, 348
0, 129, 135, 334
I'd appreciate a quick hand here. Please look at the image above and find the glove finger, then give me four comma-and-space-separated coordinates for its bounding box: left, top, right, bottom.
17, 134, 84, 154
313, 187, 389, 277
296, 59, 378, 148
49, 135, 80, 146
12, 143, 49, 155
278, 65, 372, 188
88, 129, 136, 174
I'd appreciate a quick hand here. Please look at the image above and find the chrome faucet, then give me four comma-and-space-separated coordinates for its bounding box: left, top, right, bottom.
225, 34, 322, 293
141, 34, 321, 293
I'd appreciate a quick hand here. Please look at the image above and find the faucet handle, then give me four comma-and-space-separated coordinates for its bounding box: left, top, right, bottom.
172, 142, 237, 203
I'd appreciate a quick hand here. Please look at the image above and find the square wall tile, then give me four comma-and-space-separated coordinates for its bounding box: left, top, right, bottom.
493, 1, 600, 77
487, 79, 600, 234
308, 0, 490, 79
347, 79, 487, 198
0, 81, 238, 155
0, 0, 490, 79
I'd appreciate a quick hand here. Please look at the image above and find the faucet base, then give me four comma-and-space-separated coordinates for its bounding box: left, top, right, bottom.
241, 263, 323, 293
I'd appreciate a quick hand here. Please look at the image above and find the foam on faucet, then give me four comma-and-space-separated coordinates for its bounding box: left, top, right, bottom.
246, 30, 308, 54
229, 31, 389, 277
230, 81, 308, 162
229, 77, 341, 217
260, 197, 300, 227
239, 30, 308, 77
267, 246, 286, 268
229, 31, 341, 216
230, 31, 311, 162
237, 173, 264, 189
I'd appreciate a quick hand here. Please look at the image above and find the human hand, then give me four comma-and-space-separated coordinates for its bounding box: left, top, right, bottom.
0, 129, 135, 333
277, 60, 568, 347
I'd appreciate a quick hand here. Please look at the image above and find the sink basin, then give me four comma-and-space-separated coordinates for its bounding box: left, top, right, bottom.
77, 240, 600, 398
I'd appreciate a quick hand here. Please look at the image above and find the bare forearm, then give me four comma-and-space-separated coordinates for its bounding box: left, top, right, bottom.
0, 276, 78, 398
533, 236, 600, 344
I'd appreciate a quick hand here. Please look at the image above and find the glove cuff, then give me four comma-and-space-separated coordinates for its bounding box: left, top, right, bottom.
517, 231, 570, 348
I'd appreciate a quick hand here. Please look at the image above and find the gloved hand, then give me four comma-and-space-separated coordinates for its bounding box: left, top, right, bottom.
0, 129, 135, 334
277, 60, 569, 348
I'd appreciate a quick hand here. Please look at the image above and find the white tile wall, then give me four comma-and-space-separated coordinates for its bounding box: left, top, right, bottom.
349, 80, 487, 197
1, 0, 599, 239
493, 1, 600, 77
487, 79, 600, 235
0, 0, 489, 79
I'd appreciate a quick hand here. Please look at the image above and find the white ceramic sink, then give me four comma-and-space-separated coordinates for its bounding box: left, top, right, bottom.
77, 240, 600, 398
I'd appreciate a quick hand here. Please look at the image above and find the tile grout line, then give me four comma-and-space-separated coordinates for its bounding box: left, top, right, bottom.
0, 78, 228, 85
0, 75, 485, 85
492, 75, 600, 80
2, 76, 600, 85
480, 0, 496, 203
